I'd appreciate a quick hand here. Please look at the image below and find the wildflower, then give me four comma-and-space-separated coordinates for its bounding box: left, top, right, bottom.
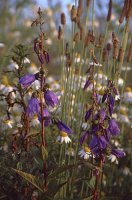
0, 43, 5, 48
123, 87, 132, 103
89, 135, 108, 149
66, 147, 75, 156
108, 119, 120, 135
44, 90, 59, 108
80, 131, 90, 146
8, 61, 19, 70
57, 121, 72, 135
30, 115, 40, 127
28, 63, 39, 74
26, 97, 40, 117
85, 108, 92, 122
19, 73, 39, 88
78, 146, 92, 160
4, 119, 14, 128
111, 148, 125, 158
83, 79, 92, 90
57, 131, 71, 144
108, 154, 118, 164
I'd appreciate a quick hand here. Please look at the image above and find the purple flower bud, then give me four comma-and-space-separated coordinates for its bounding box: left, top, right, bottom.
108, 119, 120, 135
113, 87, 118, 95
108, 104, 114, 116
102, 93, 108, 103
111, 149, 125, 158
19, 74, 36, 88
44, 51, 50, 64
85, 108, 92, 122
80, 131, 90, 146
104, 129, 111, 141
84, 79, 91, 90
34, 42, 39, 54
57, 121, 72, 135
44, 90, 59, 108
109, 94, 115, 107
38, 53, 45, 64
26, 97, 40, 117
99, 108, 106, 123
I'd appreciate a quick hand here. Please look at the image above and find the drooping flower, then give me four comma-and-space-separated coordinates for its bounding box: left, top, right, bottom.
85, 108, 92, 122
26, 97, 40, 117
44, 90, 59, 108
19, 73, 39, 88
57, 121, 72, 135
111, 149, 125, 158
108, 119, 120, 136
83, 79, 92, 90
30, 115, 40, 127
99, 108, 106, 123
80, 131, 90, 146
89, 135, 107, 150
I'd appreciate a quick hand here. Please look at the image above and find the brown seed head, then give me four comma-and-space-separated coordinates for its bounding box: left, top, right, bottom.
118, 47, 124, 62
58, 26, 63, 40
73, 32, 79, 42
107, 0, 112, 21
103, 48, 108, 62
127, 38, 132, 62
71, 5, 77, 22
86, 0, 91, 7
61, 13, 66, 25
106, 43, 111, 51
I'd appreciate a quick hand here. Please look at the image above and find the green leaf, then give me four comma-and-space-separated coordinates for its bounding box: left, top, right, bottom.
86, 176, 96, 189
42, 145, 48, 160
12, 168, 44, 192
48, 161, 95, 180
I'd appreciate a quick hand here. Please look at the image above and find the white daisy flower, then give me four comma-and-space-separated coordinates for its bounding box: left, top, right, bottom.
78, 147, 92, 160
90, 62, 102, 67
30, 115, 40, 127
4, 119, 14, 129
24, 57, 30, 64
8, 61, 19, 70
57, 131, 71, 144
28, 63, 39, 74
66, 147, 75, 156
108, 154, 118, 164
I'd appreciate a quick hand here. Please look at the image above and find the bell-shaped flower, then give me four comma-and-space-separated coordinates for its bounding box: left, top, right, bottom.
44, 90, 59, 108
108, 119, 120, 136
19, 73, 39, 88
26, 97, 40, 117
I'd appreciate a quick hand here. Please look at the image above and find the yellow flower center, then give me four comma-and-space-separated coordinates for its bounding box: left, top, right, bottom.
99, 89, 104, 95
4, 120, 11, 124
2, 76, 10, 86
33, 115, 38, 119
120, 109, 127, 115
60, 131, 68, 137
125, 87, 131, 92
84, 147, 91, 153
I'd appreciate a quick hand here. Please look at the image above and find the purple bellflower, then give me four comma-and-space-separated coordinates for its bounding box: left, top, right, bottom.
38, 108, 51, 127
57, 121, 72, 135
80, 131, 90, 146
85, 108, 92, 122
84, 79, 92, 90
89, 135, 108, 150
44, 90, 59, 108
108, 119, 120, 136
26, 97, 40, 117
19, 73, 39, 88
111, 149, 125, 158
